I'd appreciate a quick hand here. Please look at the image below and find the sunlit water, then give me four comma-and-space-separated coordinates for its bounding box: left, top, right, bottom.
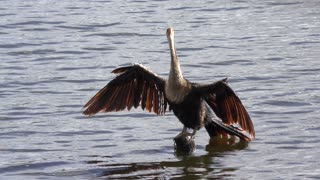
1, 0, 320, 179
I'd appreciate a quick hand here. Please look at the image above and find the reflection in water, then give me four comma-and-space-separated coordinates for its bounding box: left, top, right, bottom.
86, 138, 248, 179
205, 136, 249, 153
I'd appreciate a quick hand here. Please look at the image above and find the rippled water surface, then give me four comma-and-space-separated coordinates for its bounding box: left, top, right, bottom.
1, 0, 320, 179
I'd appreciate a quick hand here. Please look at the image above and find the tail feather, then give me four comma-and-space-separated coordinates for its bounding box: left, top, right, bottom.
204, 102, 251, 142
205, 119, 251, 142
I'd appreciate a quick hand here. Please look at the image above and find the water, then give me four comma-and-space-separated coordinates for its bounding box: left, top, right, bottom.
1, 0, 320, 179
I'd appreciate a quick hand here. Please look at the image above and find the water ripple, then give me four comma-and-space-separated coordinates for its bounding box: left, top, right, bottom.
264, 100, 311, 107
53, 130, 113, 137
85, 32, 161, 37
0, 161, 69, 174
268, 2, 303, 6
7, 20, 65, 26
0, 43, 41, 49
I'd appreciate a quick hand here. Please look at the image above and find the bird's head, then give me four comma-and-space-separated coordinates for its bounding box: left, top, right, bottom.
166, 27, 174, 40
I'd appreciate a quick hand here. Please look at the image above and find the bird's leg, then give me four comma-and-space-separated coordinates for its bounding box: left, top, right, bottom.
181, 126, 188, 134
190, 129, 197, 139
181, 127, 197, 139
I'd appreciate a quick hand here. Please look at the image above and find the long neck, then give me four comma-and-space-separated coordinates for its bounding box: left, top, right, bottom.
168, 35, 184, 86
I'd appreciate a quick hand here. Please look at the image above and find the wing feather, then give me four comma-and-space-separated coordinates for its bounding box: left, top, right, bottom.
83, 64, 169, 115
133, 79, 141, 108
141, 81, 147, 110
194, 80, 255, 138
126, 81, 134, 111
153, 87, 158, 114
146, 85, 151, 112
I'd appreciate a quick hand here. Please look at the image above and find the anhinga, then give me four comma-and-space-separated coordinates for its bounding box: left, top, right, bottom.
83, 28, 255, 144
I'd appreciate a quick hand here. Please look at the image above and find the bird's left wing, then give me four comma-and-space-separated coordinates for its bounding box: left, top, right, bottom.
193, 79, 255, 139
83, 64, 169, 116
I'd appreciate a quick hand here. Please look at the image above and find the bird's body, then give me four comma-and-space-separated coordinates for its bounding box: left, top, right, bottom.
83, 28, 255, 143
169, 86, 206, 130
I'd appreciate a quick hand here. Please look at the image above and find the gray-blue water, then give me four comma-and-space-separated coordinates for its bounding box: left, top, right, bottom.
1, 0, 320, 179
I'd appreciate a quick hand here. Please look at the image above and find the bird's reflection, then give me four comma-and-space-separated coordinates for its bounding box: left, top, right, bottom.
205, 136, 249, 153
85, 137, 248, 179
173, 131, 248, 155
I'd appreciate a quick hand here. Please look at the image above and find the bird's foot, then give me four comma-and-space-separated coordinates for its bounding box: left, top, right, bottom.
173, 131, 196, 153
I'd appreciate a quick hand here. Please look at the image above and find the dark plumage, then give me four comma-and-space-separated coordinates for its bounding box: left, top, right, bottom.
83, 28, 255, 143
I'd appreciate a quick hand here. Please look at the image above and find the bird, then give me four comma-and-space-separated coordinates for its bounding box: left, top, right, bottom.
83, 27, 255, 143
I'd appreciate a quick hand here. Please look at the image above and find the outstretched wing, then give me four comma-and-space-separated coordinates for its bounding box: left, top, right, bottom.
194, 79, 255, 138
83, 64, 169, 116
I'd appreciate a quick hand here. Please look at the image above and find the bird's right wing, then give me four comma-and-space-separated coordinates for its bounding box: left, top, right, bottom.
83, 64, 169, 116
